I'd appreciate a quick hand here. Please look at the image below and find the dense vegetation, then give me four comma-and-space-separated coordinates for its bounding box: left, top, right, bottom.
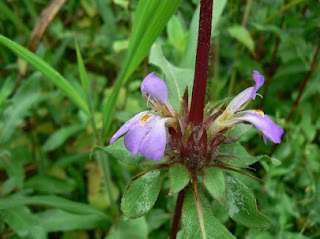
0, 0, 319, 238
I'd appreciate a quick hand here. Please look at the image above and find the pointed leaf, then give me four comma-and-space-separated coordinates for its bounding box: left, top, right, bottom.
122, 169, 162, 219
75, 40, 90, 98
102, 138, 148, 166
203, 167, 226, 206
225, 174, 271, 229
227, 25, 255, 54
0, 78, 42, 144
1, 206, 47, 239
169, 163, 191, 196
149, 43, 194, 110
0, 35, 90, 114
38, 209, 108, 232
182, 188, 235, 239
106, 216, 148, 239
102, 0, 181, 137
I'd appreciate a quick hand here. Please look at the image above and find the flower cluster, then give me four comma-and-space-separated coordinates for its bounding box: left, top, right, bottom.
110, 71, 284, 162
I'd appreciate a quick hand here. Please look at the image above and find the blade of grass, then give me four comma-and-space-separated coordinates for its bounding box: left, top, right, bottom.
0, 35, 90, 115
102, 0, 181, 139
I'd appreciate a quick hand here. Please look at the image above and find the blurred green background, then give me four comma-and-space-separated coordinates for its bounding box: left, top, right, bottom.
0, 0, 319, 238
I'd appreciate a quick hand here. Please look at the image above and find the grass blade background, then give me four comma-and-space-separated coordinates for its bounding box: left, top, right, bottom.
0, 35, 90, 115
102, 0, 181, 139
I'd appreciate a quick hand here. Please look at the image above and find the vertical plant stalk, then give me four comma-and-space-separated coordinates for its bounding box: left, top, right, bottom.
227, 0, 252, 96
261, 0, 287, 107
96, 150, 119, 218
287, 42, 320, 121
189, 0, 214, 125
169, 188, 187, 239
271, 42, 320, 155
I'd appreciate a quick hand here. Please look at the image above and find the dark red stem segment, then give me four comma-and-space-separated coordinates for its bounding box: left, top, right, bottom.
169, 188, 187, 239
189, 0, 214, 125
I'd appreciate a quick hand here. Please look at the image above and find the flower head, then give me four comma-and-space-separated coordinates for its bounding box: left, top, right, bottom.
211, 71, 284, 144
110, 72, 175, 161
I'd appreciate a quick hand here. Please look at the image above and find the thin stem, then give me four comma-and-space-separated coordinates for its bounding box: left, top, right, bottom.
169, 188, 187, 239
287, 42, 320, 121
227, 0, 253, 96
261, 0, 287, 107
271, 42, 320, 155
189, 0, 214, 125
96, 150, 119, 218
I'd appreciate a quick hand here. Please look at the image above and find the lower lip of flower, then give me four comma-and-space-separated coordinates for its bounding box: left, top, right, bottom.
140, 113, 152, 125
255, 109, 265, 116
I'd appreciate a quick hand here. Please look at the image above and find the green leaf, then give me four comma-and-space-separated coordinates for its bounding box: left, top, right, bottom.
149, 43, 194, 110
102, 0, 181, 138
1, 206, 47, 239
167, 15, 187, 54
75, 40, 90, 98
0, 78, 42, 144
121, 169, 162, 219
42, 124, 85, 152
0, 75, 16, 105
203, 167, 226, 206
38, 209, 108, 232
102, 138, 148, 166
228, 124, 253, 139
0, 35, 90, 114
218, 142, 261, 166
0, 195, 107, 218
169, 163, 191, 196
227, 25, 255, 54
25, 175, 76, 195
225, 174, 271, 229
181, 0, 227, 68
182, 188, 235, 239
106, 216, 148, 239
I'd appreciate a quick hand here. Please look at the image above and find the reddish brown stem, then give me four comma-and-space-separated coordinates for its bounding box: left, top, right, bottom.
287, 42, 320, 121
261, 2, 287, 107
189, 0, 214, 125
169, 188, 187, 239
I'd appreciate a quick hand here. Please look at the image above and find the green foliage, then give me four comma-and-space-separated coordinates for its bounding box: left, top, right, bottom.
227, 25, 255, 54
202, 167, 226, 206
0, 0, 319, 238
121, 170, 162, 219
0, 35, 90, 115
168, 163, 191, 196
149, 43, 194, 110
225, 174, 271, 229
182, 189, 235, 239
102, 0, 181, 137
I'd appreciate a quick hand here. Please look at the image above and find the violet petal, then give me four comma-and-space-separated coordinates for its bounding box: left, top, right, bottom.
139, 118, 167, 161
141, 72, 169, 105
237, 110, 284, 144
109, 112, 146, 145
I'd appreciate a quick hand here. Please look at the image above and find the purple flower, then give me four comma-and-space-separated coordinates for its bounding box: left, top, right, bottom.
211, 71, 284, 144
110, 72, 175, 161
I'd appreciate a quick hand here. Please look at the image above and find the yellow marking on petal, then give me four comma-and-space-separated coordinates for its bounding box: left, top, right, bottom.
140, 113, 152, 125
255, 109, 265, 116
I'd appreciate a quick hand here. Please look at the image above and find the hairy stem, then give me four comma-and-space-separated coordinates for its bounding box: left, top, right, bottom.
170, 188, 187, 239
189, 0, 214, 125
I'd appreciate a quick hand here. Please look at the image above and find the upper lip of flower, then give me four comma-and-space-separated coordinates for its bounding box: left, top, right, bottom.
211, 70, 284, 144
110, 72, 176, 161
